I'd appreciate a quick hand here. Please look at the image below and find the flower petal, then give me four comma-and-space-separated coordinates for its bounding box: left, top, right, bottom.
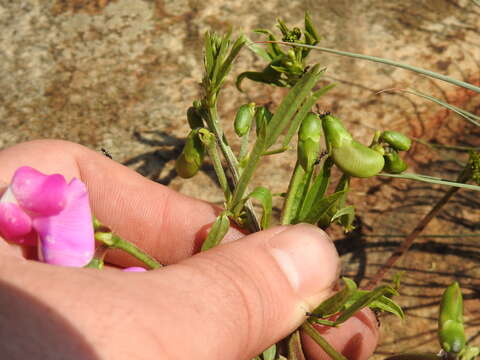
0, 202, 36, 245
33, 178, 94, 267
123, 267, 147, 272
11, 166, 67, 216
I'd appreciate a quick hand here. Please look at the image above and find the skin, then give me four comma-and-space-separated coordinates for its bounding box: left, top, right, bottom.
0, 140, 379, 360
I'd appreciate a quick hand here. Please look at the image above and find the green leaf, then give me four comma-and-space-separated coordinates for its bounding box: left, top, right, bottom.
248, 186, 273, 229
332, 205, 355, 232
371, 296, 405, 320
254, 29, 283, 58
298, 157, 334, 221
310, 277, 357, 318
201, 212, 230, 251
378, 172, 480, 191
211, 34, 247, 95
335, 285, 397, 324
344, 291, 404, 320
265, 64, 325, 149
204, 32, 215, 78
245, 36, 272, 61
400, 89, 480, 127
330, 205, 354, 222
262, 344, 277, 360
281, 83, 335, 149
300, 190, 346, 224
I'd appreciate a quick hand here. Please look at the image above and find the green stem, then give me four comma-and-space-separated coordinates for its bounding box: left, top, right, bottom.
207, 104, 261, 232
301, 321, 347, 360
262, 146, 289, 156
95, 232, 162, 269
230, 134, 266, 211
205, 135, 231, 201
238, 132, 250, 164
84, 244, 109, 269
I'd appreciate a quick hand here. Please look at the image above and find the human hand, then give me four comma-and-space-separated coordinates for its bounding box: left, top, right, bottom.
0, 140, 379, 360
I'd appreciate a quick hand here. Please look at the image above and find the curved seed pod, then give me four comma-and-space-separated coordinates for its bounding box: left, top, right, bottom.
322, 115, 384, 178
298, 112, 322, 170
187, 106, 204, 130
438, 282, 466, 354
383, 151, 408, 174
321, 114, 353, 149
380, 131, 412, 151
175, 129, 206, 178
331, 141, 385, 178
234, 103, 255, 137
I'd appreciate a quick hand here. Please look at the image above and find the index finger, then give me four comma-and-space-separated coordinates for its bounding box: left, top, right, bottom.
0, 140, 244, 266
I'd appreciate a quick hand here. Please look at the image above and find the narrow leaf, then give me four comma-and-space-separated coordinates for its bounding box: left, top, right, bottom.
401, 89, 480, 127
282, 83, 335, 149
378, 172, 480, 191
332, 205, 355, 232
265, 64, 325, 149
344, 291, 405, 320
302, 190, 346, 224
331, 206, 355, 222
201, 212, 230, 251
248, 186, 273, 229
245, 36, 272, 61
310, 277, 357, 318
335, 285, 397, 324
298, 157, 334, 221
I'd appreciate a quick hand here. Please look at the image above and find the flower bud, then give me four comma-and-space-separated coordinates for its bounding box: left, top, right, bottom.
383, 151, 408, 174
175, 129, 206, 178
438, 282, 466, 354
298, 112, 322, 170
380, 131, 412, 151
234, 103, 255, 137
322, 114, 384, 178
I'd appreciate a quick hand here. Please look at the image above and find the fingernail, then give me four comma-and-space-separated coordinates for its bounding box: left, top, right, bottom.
269, 224, 339, 298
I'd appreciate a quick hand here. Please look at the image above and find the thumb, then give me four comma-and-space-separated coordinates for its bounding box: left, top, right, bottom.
152, 223, 339, 359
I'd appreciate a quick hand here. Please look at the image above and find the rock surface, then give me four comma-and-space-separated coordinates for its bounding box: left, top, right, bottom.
1, 0, 479, 357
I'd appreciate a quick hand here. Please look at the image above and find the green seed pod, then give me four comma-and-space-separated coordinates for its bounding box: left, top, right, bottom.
383, 151, 408, 174
175, 129, 206, 178
298, 112, 322, 170
438, 282, 466, 354
380, 131, 412, 151
234, 103, 255, 137
321, 114, 353, 149
187, 106, 204, 130
322, 114, 384, 178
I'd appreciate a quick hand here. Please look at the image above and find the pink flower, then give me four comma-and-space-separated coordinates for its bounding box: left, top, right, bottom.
123, 267, 147, 272
0, 166, 94, 267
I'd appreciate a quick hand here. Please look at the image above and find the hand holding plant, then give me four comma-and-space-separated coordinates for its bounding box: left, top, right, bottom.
0, 140, 378, 359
